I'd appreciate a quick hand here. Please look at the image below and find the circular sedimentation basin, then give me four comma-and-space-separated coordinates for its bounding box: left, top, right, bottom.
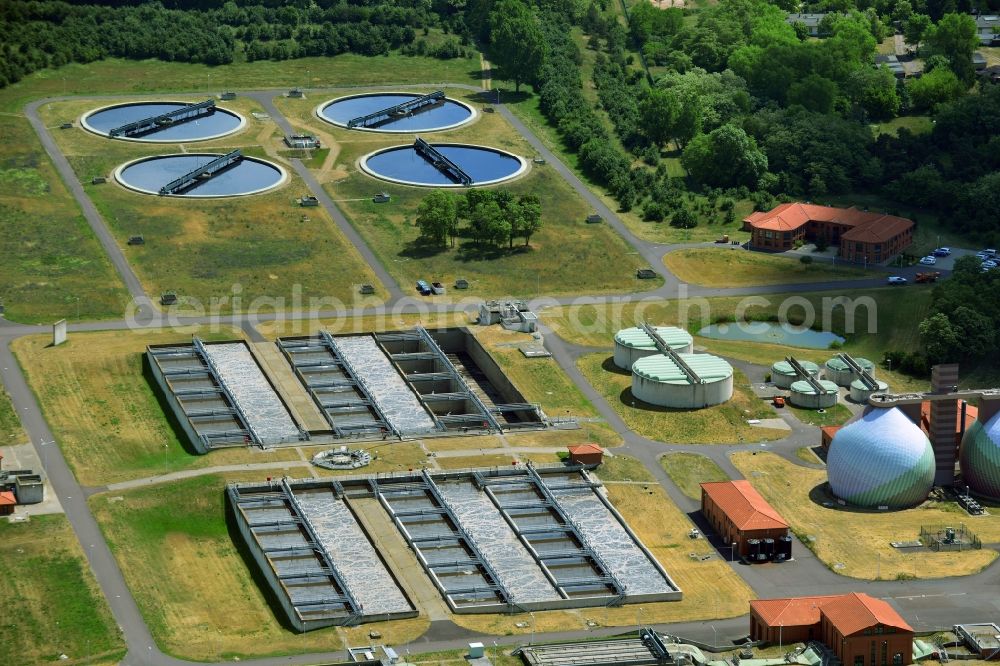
114, 153, 287, 198
359, 143, 526, 187
82, 101, 245, 142
317, 92, 475, 133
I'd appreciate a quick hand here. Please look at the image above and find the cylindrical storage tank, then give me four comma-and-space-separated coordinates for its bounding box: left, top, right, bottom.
827, 407, 935, 508
824, 356, 876, 386
747, 538, 760, 559
771, 360, 821, 389
960, 411, 1000, 501
788, 380, 839, 409
613, 326, 693, 370
762, 538, 775, 560
631, 353, 733, 409
777, 535, 793, 560
849, 378, 889, 403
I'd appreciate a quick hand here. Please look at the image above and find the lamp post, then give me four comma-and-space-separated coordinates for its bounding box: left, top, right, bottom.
636, 607, 644, 632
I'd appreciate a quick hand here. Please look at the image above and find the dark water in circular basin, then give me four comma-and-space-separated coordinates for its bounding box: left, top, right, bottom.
320, 93, 473, 132
363, 145, 523, 186
117, 154, 284, 197
84, 102, 242, 141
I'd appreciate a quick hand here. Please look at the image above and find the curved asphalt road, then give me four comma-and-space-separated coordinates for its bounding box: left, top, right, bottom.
5, 87, 984, 665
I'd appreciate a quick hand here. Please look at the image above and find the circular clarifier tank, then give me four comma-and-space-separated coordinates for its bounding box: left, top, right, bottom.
115, 153, 286, 198
82, 101, 245, 142
360, 143, 526, 187
317, 92, 475, 132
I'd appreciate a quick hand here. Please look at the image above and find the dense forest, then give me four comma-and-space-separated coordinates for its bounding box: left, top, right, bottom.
0, 0, 473, 87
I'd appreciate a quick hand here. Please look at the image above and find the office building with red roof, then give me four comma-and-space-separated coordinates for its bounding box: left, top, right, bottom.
743, 203, 914, 264
750, 592, 914, 665
700, 480, 790, 559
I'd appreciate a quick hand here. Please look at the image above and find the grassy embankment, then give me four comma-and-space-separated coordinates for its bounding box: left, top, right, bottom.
37, 96, 386, 310
660, 452, 730, 499
0, 385, 26, 446
731, 451, 999, 579
272, 89, 658, 299
0, 515, 125, 665
664, 248, 877, 288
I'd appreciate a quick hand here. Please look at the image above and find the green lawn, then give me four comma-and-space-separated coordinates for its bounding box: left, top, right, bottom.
0, 385, 25, 446
577, 354, 786, 445
660, 452, 730, 500
593, 453, 656, 482
787, 402, 854, 427
0, 515, 125, 665
664, 247, 876, 287
871, 115, 933, 137
0, 113, 127, 323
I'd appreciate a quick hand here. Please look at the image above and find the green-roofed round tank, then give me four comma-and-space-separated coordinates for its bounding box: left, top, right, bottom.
631, 353, 733, 409
960, 412, 1000, 501
849, 378, 889, 403
788, 379, 839, 409
771, 360, 821, 389
824, 356, 875, 387
613, 326, 694, 370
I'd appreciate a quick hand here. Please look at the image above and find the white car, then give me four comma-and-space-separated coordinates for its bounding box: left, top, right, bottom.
887, 276, 908, 285
982, 260, 998, 271
919, 256, 937, 265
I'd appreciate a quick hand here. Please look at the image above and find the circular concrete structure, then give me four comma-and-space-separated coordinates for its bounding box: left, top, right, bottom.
317, 92, 476, 133
825, 357, 875, 387
960, 411, 1000, 501
828, 407, 935, 508
82, 101, 245, 143
770, 360, 821, 390
849, 378, 889, 403
631, 353, 733, 409
788, 379, 840, 409
359, 143, 527, 188
613, 326, 694, 370
114, 153, 287, 198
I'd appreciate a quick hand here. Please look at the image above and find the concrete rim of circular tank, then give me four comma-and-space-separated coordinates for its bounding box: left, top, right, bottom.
314, 91, 477, 133
357, 142, 528, 188
80, 100, 247, 143
615, 326, 693, 350
113, 153, 289, 198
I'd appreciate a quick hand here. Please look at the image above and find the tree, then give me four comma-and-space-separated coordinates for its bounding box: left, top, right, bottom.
415, 191, 458, 247
903, 14, 931, 47
925, 12, 979, 83
469, 200, 510, 246
908, 66, 966, 111
950, 306, 995, 358
787, 74, 839, 114
670, 207, 697, 228
510, 194, 542, 246
681, 124, 768, 188
489, 0, 545, 92
846, 66, 900, 120
919, 312, 960, 365
639, 88, 680, 148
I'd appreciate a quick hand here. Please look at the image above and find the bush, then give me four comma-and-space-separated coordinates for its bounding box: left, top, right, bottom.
799, 255, 813, 264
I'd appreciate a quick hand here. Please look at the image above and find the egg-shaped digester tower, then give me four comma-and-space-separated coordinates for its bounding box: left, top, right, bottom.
613, 326, 694, 370
827, 407, 935, 508
960, 411, 1000, 501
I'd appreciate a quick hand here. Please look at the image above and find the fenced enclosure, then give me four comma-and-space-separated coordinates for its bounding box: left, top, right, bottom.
920, 524, 981, 551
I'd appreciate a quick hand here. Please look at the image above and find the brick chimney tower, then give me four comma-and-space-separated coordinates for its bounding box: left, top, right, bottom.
930, 364, 960, 486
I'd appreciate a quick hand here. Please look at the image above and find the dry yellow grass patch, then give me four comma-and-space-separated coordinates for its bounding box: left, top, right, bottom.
451, 482, 753, 635
434, 454, 522, 469
10, 329, 307, 486
664, 248, 875, 289
255, 311, 474, 340
731, 452, 999, 579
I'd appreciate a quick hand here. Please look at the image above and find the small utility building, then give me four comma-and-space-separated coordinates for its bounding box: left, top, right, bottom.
567, 444, 604, 465
700, 480, 790, 559
750, 593, 914, 665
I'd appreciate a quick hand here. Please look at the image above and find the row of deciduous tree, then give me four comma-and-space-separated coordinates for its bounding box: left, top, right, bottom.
416, 189, 542, 249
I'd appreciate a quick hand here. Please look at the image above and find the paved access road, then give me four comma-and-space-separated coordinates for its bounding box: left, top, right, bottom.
4, 86, 982, 666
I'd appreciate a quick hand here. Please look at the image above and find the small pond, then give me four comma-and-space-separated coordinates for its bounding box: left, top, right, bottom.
697, 322, 845, 349
115, 154, 285, 197
361, 144, 525, 187
82, 102, 244, 142
318, 93, 474, 132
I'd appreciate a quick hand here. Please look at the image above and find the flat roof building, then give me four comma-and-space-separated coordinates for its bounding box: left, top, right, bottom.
744, 203, 914, 264
700, 480, 790, 560
786, 13, 830, 36
751, 593, 914, 665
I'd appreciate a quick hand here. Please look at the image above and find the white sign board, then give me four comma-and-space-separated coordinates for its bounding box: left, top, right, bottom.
53, 319, 67, 346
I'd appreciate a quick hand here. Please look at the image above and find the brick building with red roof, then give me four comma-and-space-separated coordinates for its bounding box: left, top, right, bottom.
743, 203, 914, 264
750, 592, 914, 665
0, 491, 15, 516
700, 480, 790, 559
567, 444, 604, 465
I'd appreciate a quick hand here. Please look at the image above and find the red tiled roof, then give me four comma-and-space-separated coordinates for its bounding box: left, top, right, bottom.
821, 593, 913, 636
751, 595, 836, 627
821, 425, 841, 438
744, 203, 914, 242
701, 480, 789, 530
0, 491, 16, 506
752, 593, 912, 635
919, 400, 978, 435
568, 444, 603, 454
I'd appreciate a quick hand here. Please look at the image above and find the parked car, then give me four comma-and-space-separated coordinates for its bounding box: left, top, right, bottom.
887, 276, 908, 285
416, 280, 432, 295
932, 247, 951, 256
919, 256, 937, 265
977, 249, 997, 260
982, 260, 998, 271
